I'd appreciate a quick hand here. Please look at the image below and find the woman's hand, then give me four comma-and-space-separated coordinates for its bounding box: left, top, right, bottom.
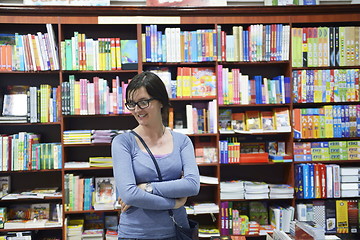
173, 197, 187, 209
118, 197, 131, 212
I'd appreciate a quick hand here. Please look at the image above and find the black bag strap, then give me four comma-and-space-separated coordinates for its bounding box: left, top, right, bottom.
130, 130, 162, 181
130, 130, 177, 221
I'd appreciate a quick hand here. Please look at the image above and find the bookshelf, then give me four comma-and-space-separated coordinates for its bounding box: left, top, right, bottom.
0, 4, 359, 240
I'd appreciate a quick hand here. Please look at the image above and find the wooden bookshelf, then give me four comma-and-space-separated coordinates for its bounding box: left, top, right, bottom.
0, 4, 359, 240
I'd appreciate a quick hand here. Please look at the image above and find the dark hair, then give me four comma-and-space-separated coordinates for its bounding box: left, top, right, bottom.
126, 71, 170, 115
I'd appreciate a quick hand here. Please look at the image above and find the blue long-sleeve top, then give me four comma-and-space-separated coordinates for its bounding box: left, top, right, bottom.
111, 130, 200, 239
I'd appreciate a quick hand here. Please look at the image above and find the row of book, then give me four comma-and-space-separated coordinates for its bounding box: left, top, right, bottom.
293, 105, 360, 139
171, 101, 218, 134
0, 132, 62, 171
292, 69, 359, 104
64, 175, 116, 212
220, 181, 294, 200
63, 129, 122, 145
219, 108, 291, 134
295, 164, 360, 199
2, 85, 60, 123
219, 140, 290, 164
142, 24, 290, 63
66, 214, 118, 240
292, 26, 360, 68
176, 67, 216, 98
0, 24, 59, 71
220, 201, 293, 235
61, 75, 129, 115
60, 32, 138, 71
64, 157, 113, 169
296, 199, 359, 234
218, 65, 291, 105
294, 141, 360, 162
1, 203, 62, 229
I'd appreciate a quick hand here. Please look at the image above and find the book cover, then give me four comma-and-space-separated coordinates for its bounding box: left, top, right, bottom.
245, 110, 262, 131
231, 112, 245, 132
273, 107, 291, 132
95, 177, 116, 204
261, 111, 275, 131
30, 203, 50, 220
249, 201, 268, 225
336, 200, 349, 233
120, 39, 138, 70
0, 176, 10, 198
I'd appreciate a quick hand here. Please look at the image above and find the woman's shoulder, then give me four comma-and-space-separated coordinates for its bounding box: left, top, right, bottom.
112, 131, 134, 144
171, 130, 191, 144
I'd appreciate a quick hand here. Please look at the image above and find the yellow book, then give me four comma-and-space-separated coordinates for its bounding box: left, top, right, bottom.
74, 81, 80, 115
176, 67, 183, 98
110, 38, 116, 70
181, 67, 192, 97
228, 71, 234, 104
115, 37, 122, 70
336, 200, 349, 233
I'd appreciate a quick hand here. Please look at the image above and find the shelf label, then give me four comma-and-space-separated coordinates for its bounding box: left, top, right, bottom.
23, 0, 110, 6
98, 16, 181, 24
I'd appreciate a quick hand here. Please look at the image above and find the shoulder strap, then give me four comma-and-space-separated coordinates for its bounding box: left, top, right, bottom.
130, 130, 163, 182
130, 131, 176, 219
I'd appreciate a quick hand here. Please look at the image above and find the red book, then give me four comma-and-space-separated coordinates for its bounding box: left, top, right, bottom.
319, 163, 327, 198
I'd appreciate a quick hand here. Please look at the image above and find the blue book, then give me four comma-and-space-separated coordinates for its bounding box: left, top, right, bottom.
302, 164, 310, 199
254, 75, 263, 104
295, 164, 304, 199
284, 77, 291, 103
309, 163, 315, 198
190, 31, 198, 62
145, 25, 151, 62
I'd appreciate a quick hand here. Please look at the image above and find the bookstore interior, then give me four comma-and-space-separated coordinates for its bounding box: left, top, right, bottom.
0, 1, 359, 240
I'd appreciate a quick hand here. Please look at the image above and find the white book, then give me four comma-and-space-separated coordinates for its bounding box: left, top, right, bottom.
326, 164, 334, 198
29, 86, 38, 123
46, 23, 60, 70
296, 203, 307, 221
341, 183, 360, 190
240, 74, 249, 104
341, 175, 360, 182
341, 189, 360, 197
340, 167, 360, 175
332, 164, 341, 198
186, 104, 194, 134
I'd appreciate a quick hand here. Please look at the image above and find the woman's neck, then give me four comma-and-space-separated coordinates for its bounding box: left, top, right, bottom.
136, 124, 166, 140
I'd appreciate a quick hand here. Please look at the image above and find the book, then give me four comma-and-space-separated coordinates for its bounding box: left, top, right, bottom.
120, 39, 138, 70
273, 107, 291, 132
30, 203, 50, 220
94, 177, 116, 210
0, 176, 10, 198
261, 111, 275, 131
245, 110, 262, 131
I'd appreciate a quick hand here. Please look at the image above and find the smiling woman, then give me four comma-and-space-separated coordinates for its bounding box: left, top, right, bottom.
111, 71, 200, 239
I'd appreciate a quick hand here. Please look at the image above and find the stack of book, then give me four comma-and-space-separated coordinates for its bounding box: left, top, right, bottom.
220, 181, 244, 200
340, 166, 360, 197
269, 184, 294, 199
105, 230, 118, 240
82, 229, 104, 239
244, 181, 269, 199
63, 130, 92, 144
67, 219, 84, 240
89, 157, 112, 168
91, 129, 118, 144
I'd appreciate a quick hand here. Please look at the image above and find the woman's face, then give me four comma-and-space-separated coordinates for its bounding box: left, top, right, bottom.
128, 87, 162, 126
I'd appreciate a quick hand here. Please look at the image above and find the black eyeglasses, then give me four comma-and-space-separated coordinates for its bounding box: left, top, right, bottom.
125, 98, 155, 110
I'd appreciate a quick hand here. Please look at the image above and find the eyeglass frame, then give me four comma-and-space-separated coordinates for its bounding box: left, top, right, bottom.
125, 98, 156, 110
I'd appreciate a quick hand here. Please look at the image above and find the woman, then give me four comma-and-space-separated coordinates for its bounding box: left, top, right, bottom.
111, 71, 200, 239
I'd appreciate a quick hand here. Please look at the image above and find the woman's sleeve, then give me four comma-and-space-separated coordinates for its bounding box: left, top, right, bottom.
151, 135, 200, 198
112, 134, 176, 210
